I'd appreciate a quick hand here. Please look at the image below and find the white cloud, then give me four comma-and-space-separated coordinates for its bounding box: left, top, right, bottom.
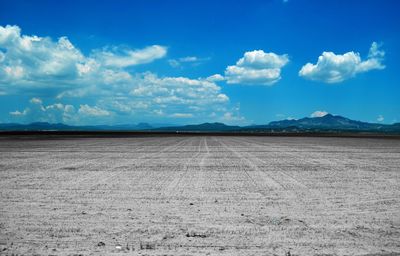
179, 56, 197, 62
299, 42, 385, 83
94, 45, 167, 68
9, 98, 118, 124
2, 25, 238, 123
30, 97, 43, 104
0, 25, 166, 90
52, 72, 231, 123
377, 115, 384, 122
153, 109, 164, 116
311, 110, 329, 118
9, 110, 27, 116
219, 103, 246, 124
206, 74, 224, 82
168, 59, 180, 68
224, 50, 289, 85
368, 42, 385, 59
170, 113, 193, 118
275, 113, 297, 120
0, 25, 84, 86
221, 111, 246, 124
9, 97, 76, 123
168, 56, 209, 68
78, 104, 111, 117
128, 73, 229, 106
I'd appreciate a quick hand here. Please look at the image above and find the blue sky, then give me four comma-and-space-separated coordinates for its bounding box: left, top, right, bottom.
0, 0, 399, 125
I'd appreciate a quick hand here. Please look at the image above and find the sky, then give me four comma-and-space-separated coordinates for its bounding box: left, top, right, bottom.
0, 0, 399, 125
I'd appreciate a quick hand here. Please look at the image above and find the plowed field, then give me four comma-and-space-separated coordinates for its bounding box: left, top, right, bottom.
0, 136, 399, 255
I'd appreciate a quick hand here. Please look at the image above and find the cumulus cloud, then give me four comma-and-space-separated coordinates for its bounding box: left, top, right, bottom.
9, 97, 76, 123
2, 25, 236, 123
0, 25, 84, 86
0, 25, 166, 90
299, 42, 385, 83
224, 50, 289, 85
310, 110, 329, 117
9, 97, 117, 124
377, 115, 384, 122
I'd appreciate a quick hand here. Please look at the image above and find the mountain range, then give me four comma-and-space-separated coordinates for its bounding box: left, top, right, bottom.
1, 114, 399, 133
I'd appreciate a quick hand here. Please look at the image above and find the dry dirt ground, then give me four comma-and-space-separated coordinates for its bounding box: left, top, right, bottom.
0, 136, 399, 256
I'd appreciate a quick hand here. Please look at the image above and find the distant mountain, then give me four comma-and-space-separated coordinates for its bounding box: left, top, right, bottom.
244, 114, 400, 133
0, 122, 74, 131
0, 122, 153, 131
267, 114, 387, 130
1, 115, 399, 134
154, 122, 241, 132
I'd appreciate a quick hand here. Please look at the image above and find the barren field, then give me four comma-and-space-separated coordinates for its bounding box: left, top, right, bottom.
0, 136, 399, 256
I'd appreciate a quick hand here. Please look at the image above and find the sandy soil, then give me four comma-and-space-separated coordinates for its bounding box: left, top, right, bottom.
0, 136, 399, 255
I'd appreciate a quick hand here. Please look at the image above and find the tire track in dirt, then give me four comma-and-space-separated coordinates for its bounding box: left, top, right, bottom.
124, 137, 199, 196
227, 137, 309, 191
76, 137, 191, 193
179, 137, 211, 200
215, 137, 283, 195
162, 137, 204, 198
197, 137, 210, 200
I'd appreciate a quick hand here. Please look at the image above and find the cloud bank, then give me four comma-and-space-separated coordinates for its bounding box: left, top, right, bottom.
1, 25, 240, 124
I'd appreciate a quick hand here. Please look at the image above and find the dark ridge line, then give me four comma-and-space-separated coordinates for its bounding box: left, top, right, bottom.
0, 131, 399, 139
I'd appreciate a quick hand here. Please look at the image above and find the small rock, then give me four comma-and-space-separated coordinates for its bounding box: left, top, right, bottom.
97, 242, 105, 247
189, 203, 194, 205
115, 245, 122, 250
81, 211, 87, 215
